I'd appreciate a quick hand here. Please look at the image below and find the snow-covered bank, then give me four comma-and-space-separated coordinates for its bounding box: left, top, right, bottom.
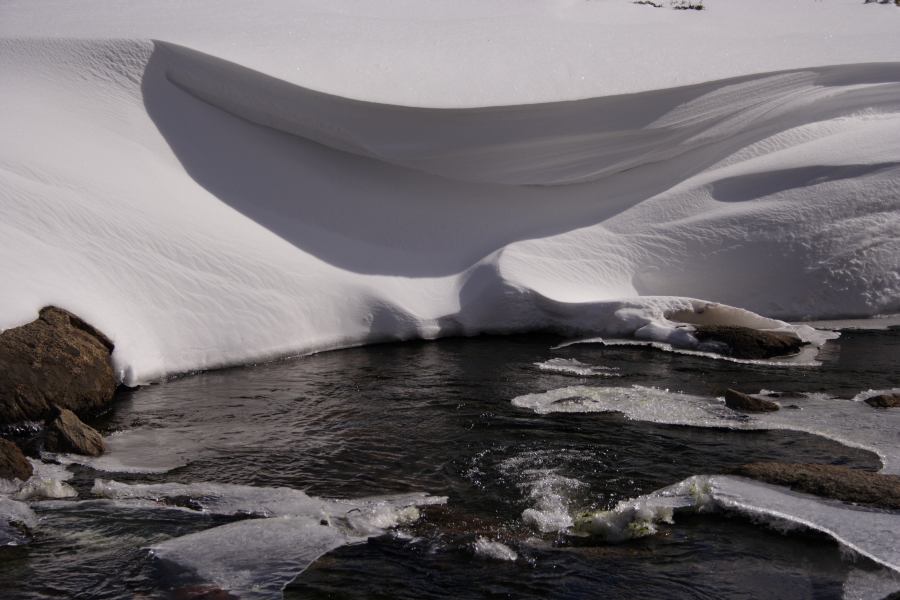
1, 1, 898, 384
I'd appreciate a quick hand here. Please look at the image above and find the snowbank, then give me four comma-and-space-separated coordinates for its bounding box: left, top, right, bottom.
1, 1, 898, 383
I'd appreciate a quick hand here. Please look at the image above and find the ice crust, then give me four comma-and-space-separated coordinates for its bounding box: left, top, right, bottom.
92, 479, 445, 597
0, 2, 898, 384
512, 385, 900, 475
575, 475, 900, 575
534, 358, 620, 378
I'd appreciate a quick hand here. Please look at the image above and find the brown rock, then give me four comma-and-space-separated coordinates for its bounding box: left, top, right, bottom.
45, 406, 105, 457
864, 393, 900, 408
692, 325, 806, 359
0, 306, 116, 424
724, 389, 780, 413
0, 438, 32, 481
732, 463, 900, 510
171, 585, 239, 600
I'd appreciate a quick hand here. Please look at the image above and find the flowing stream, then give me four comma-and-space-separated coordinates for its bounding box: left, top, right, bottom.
2, 328, 899, 599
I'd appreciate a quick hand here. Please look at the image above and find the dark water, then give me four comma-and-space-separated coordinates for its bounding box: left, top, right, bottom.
2, 330, 898, 599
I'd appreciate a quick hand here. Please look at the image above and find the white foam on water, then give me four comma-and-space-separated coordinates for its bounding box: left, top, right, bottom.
499, 452, 587, 534
0, 496, 37, 546
13, 460, 77, 501
534, 358, 620, 378
473, 537, 518, 562
511, 385, 900, 474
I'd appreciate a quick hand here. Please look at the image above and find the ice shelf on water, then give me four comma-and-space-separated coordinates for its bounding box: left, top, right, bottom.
550, 337, 826, 367
92, 479, 445, 597
534, 358, 620, 378
574, 475, 900, 575
512, 385, 900, 474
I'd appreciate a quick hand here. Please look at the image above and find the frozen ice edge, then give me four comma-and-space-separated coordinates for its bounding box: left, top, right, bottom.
90, 479, 446, 598
513, 386, 900, 592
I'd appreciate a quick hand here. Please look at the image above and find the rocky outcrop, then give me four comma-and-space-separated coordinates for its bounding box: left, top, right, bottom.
864, 393, 900, 408
0, 307, 116, 424
44, 407, 105, 457
732, 463, 900, 510
724, 389, 780, 413
0, 439, 32, 482
692, 325, 806, 359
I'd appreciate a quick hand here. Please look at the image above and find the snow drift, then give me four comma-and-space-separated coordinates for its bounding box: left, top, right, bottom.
1, 1, 899, 384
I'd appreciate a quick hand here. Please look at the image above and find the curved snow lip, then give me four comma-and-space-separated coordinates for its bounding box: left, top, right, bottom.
1, 36, 897, 384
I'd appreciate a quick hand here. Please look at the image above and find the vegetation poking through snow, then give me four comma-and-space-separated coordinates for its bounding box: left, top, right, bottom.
671, 0, 704, 10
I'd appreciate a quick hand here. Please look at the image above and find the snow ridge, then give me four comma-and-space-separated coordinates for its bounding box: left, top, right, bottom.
1, 14, 899, 383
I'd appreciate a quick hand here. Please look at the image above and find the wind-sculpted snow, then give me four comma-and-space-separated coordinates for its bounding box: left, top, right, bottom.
1, 1, 899, 383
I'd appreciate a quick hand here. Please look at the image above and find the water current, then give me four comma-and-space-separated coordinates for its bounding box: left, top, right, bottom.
2, 328, 898, 599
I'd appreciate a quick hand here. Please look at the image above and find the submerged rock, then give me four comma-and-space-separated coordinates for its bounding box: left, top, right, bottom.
692, 325, 805, 359
0, 439, 32, 482
864, 393, 900, 408
724, 389, 780, 413
731, 463, 900, 510
45, 407, 105, 457
0, 306, 116, 424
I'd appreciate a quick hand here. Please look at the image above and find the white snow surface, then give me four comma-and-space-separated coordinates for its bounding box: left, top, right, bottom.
1, 1, 899, 384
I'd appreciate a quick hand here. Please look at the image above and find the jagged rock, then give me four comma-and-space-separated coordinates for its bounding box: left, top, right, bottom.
724, 389, 780, 413
864, 393, 900, 408
732, 463, 900, 510
171, 585, 239, 600
0, 306, 116, 424
692, 325, 806, 359
0, 439, 32, 481
45, 407, 105, 457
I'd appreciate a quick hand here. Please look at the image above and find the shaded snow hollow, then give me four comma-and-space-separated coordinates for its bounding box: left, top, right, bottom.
1, 0, 899, 384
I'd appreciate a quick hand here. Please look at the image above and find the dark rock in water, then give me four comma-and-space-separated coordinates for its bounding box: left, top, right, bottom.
732, 463, 900, 510
0, 439, 32, 481
724, 389, 780, 413
692, 325, 806, 359
864, 393, 900, 408
44, 407, 105, 457
0, 306, 116, 424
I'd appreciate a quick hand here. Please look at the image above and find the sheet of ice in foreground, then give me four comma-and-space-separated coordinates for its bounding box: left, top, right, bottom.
511, 385, 900, 474
93, 479, 445, 597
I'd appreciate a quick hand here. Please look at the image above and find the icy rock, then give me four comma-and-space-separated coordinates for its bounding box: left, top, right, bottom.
724, 389, 780, 413
692, 325, 805, 360
0, 307, 116, 423
45, 406, 105, 457
865, 393, 900, 408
